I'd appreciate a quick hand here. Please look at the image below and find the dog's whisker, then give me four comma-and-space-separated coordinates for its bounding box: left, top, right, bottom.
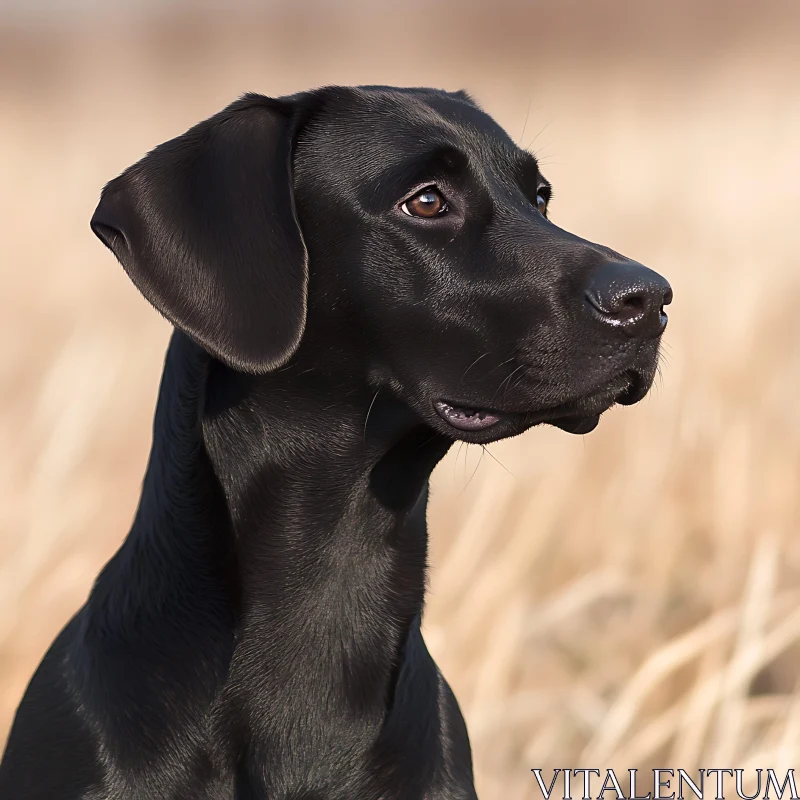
454, 441, 464, 483
524, 116, 556, 152
417, 433, 439, 449
363, 388, 381, 443
457, 352, 491, 391
461, 445, 486, 495
486, 355, 517, 376
517, 97, 533, 146
490, 363, 526, 407
501, 364, 527, 404
509, 366, 531, 394
480, 444, 513, 475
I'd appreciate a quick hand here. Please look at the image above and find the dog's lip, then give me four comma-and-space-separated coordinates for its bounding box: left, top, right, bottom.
550, 414, 601, 434
434, 370, 647, 436
433, 397, 602, 437
432, 397, 602, 434
433, 400, 503, 431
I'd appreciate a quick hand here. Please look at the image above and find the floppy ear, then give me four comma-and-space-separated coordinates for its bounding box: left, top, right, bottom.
91, 93, 309, 374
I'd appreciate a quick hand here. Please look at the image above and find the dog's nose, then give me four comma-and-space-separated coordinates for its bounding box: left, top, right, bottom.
585, 261, 672, 338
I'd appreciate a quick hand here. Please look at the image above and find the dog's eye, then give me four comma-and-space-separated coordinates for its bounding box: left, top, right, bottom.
401, 188, 448, 218
536, 192, 548, 215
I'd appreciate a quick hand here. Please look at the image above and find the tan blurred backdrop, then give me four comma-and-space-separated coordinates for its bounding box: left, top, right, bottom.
2, 1, 800, 797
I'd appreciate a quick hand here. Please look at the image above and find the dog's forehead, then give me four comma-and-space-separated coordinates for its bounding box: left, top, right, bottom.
304, 86, 522, 169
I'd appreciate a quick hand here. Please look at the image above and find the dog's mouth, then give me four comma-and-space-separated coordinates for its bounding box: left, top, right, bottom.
434, 370, 651, 437
433, 399, 601, 435
433, 401, 503, 431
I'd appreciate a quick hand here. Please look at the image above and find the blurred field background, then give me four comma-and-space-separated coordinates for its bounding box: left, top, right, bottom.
2, 1, 800, 797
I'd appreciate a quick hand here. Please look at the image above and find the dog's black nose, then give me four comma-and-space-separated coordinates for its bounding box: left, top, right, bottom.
585, 261, 672, 338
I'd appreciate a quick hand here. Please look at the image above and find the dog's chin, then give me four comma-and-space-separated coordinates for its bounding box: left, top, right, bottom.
432, 369, 654, 441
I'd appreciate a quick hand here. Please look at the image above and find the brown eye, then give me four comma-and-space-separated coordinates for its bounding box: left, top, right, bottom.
536, 192, 548, 215
401, 187, 447, 218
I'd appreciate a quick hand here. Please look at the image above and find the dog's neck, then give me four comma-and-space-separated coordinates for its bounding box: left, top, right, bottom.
91, 331, 452, 731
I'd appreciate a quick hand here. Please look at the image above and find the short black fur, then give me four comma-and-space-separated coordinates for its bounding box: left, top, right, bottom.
0, 85, 671, 799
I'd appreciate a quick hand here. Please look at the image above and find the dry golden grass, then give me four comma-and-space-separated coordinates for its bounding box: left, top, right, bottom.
2, 3, 800, 797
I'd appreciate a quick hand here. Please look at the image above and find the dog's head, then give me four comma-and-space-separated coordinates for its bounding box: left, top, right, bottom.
92, 86, 670, 442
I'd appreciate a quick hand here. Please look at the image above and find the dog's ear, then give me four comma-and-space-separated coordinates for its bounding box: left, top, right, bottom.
91, 94, 310, 374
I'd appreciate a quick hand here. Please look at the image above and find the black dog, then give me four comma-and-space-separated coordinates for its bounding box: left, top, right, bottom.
0, 86, 671, 799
